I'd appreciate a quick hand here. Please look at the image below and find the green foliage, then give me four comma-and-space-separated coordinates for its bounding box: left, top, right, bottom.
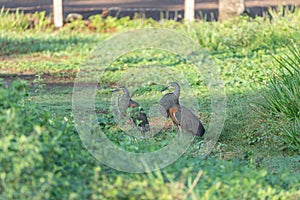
0, 8, 30, 31
255, 43, 300, 152
282, 119, 300, 151
264, 44, 300, 119
0, 81, 94, 199
1, 81, 299, 199
0, 7, 52, 31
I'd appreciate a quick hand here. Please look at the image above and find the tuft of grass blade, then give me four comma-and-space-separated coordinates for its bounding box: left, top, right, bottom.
260, 43, 300, 120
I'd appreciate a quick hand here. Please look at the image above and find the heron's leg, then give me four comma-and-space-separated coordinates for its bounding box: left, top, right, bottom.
178, 125, 184, 137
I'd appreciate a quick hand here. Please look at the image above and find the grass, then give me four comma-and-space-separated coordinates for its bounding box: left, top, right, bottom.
0, 6, 300, 199
251, 44, 300, 152
259, 44, 300, 120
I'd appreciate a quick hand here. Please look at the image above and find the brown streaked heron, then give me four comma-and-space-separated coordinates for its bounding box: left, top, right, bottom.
159, 82, 205, 136
113, 86, 150, 134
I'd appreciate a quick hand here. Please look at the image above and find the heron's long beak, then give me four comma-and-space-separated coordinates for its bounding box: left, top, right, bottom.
161, 86, 169, 92
112, 88, 125, 94
112, 89, 120, 92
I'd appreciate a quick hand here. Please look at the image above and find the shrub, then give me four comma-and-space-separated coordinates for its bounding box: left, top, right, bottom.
0, 81, 90, 199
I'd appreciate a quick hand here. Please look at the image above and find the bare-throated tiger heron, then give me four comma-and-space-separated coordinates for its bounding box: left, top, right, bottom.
114, 86, 150, 134
159, 82, 205, 136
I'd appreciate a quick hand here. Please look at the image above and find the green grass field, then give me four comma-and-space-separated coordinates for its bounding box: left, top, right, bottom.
0, 7, 300, 199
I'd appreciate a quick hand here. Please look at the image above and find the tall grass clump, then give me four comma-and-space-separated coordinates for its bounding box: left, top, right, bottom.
282, 119, 300, 151
261, 44, 300, 119
0, 7, 52, 31
257, 43, 300, 151
0, 7, 29, 31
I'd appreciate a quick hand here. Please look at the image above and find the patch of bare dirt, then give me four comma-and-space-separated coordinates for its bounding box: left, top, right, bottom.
0, 71, 77, 89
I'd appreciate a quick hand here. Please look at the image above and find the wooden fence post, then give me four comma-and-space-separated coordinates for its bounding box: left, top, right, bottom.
53, 0, 63, 27
184, 0, 195, 22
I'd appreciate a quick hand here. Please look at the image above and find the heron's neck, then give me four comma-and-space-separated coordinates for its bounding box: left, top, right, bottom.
123, 88, 130, 96
174, 85, 180, 98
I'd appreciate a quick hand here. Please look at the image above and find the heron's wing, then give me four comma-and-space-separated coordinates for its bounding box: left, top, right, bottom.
180, 105, 205, 136
158, 104, 168, 118
129, 99, 140, 108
